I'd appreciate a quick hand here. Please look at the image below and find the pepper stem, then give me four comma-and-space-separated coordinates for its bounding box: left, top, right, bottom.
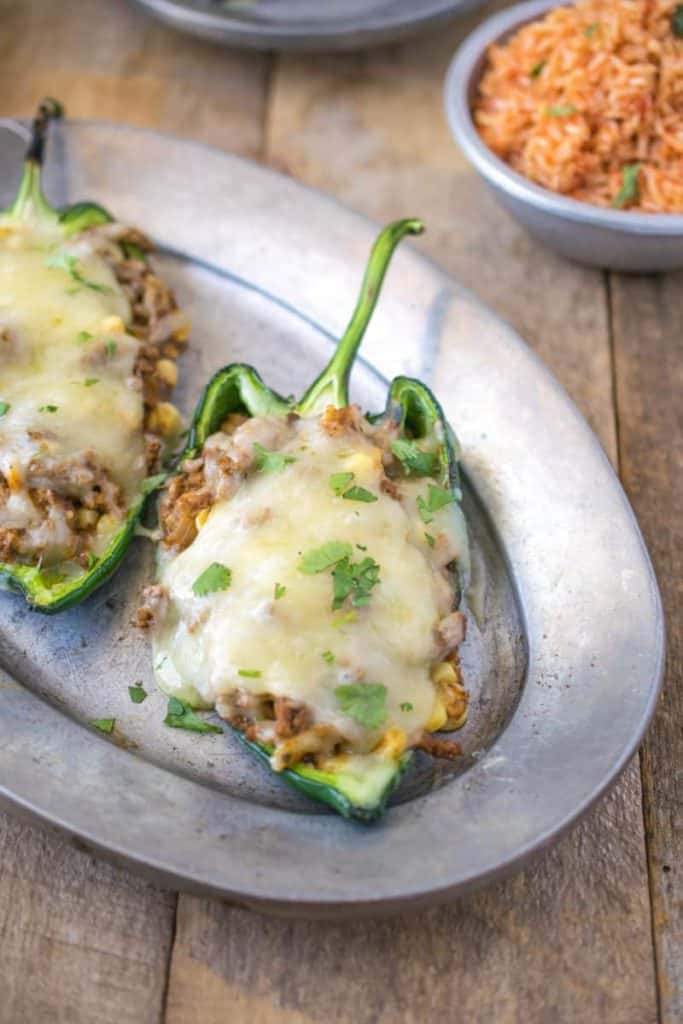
9, 98, 64, 221
297, 218, 425, 415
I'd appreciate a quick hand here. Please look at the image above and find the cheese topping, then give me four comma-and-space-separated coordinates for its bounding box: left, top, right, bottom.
0, 216, 146, 563
154, 415, 468, 749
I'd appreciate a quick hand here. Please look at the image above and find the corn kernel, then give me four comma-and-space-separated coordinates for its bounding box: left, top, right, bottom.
97, 513, 118, 536
373, 727, 408, 759
173, 319, 190, 343
426, 701, 448, 733
147, 401, 182, 438
195, 508, 210, 531
156, 358, 178, 388
75, 508, 99, 529
431, 662, 458, 687
344, 448, 381, 477
101, 315, 124, 334
6, 465, 22, 491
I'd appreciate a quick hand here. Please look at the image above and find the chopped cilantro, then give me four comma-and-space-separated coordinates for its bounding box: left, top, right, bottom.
163, 696, 223, 734
38, 404, 58, 413
45, 250, 112, 293
332, 610, 358, 629
274, 582, 287, 600
584, 22, 599, 36
356, 543, 367, 551
129, 682, 147, 704
91, 717, 115, 734
298, 541, 352, 575
76, 330, 93, 344
0, 401, 10, 416
192, 562, 232, 596
322, 650, 335, 664
546, 104, 577, 117
86, 551, 97, 570
83, 378, 99, 387
253, 442, 296, 474
329, 471, 355, 495
391, 439, 438, 477
332, 555, 380, 610
238, 668, 262, 678
674, 5, 683, 35
613, 163, 640, 209
105, 338, 117, 357
342, 486, 377, 503
400, 702, 414, 712
530, 60, 546, 77
425, 532, 436, 548
140, 472, 167, 496
417, 484, 455, 524
335, 683, 387, 730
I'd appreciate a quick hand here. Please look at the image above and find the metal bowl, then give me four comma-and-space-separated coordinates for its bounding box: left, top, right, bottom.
444, 0, 683, 272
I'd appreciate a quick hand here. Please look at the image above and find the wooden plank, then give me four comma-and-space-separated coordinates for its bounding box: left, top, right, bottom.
610, 272, 683, 1024
0, 818, 176, 1024
166, 16, 657, 1024
0, 2, 272, 1021
0, 0, 269, 157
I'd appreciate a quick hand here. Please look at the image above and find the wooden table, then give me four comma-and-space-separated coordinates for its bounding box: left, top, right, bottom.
1, 2, 680, 1021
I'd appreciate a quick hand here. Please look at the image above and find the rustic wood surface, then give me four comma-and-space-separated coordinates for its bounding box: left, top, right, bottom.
0, 1, 678, 1021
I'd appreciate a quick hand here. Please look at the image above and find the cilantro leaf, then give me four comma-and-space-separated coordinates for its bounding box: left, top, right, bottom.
192, 562, 232, 596
298, 541, 352, 574
335, 683, 387, 729
274, 582, 286, 600
425, 532, 436, 548
76, 330, 93, 344
546, 104, 576, 117
584, 22, 599, 36
329, 471, 355, 495
164, 696, 223, 734
613, 163, 640, 209
253, 442, 296, 474
674, 5, 683, 35
530, 60, 546, 77
332, 610, 358, 629
45, 251, 112, 294
86, 551, 97, 570
129, 683, 148, 704
105, 338, 117, 357
38, 404, 58, 413
0, 401, 10, 416
342, 486, 377, 503
332, 555, 380, 610
391, 439, 438, 477
322, 650, 335, 664
91, 717, 115, 734
238, 668, 262, 678
400, 702, 413, 712
83, 378, 99, 387
140, 472, 167, 496
417, 484, 455, 524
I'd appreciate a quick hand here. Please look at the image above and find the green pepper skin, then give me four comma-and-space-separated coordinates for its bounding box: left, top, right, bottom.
0, 99, 159, 613
166, 218, 466, 821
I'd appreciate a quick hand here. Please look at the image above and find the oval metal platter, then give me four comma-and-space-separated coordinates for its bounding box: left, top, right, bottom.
130, 0, 486, 51
0, 121, 664, 919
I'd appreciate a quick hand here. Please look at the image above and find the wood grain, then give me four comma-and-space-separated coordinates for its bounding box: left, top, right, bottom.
165, 18, 657, 1024
610, 272, 683, 1024
0, 818, 175, 1024
0, 0, 269, 157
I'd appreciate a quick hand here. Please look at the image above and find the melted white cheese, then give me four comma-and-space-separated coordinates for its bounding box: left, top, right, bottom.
154, 418, 467, 746
0, 215, 146, 557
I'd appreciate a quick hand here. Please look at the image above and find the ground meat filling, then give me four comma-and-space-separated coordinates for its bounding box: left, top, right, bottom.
150, 405, 470, 768
0, 223, 187, 569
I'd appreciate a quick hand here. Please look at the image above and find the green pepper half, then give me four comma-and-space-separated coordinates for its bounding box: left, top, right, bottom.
0, 100, 162, 612
167, 218, 467, 821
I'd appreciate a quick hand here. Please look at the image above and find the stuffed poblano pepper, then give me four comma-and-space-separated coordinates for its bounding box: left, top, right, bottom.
142, 218, 470, 822
0, 100, 187, 612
